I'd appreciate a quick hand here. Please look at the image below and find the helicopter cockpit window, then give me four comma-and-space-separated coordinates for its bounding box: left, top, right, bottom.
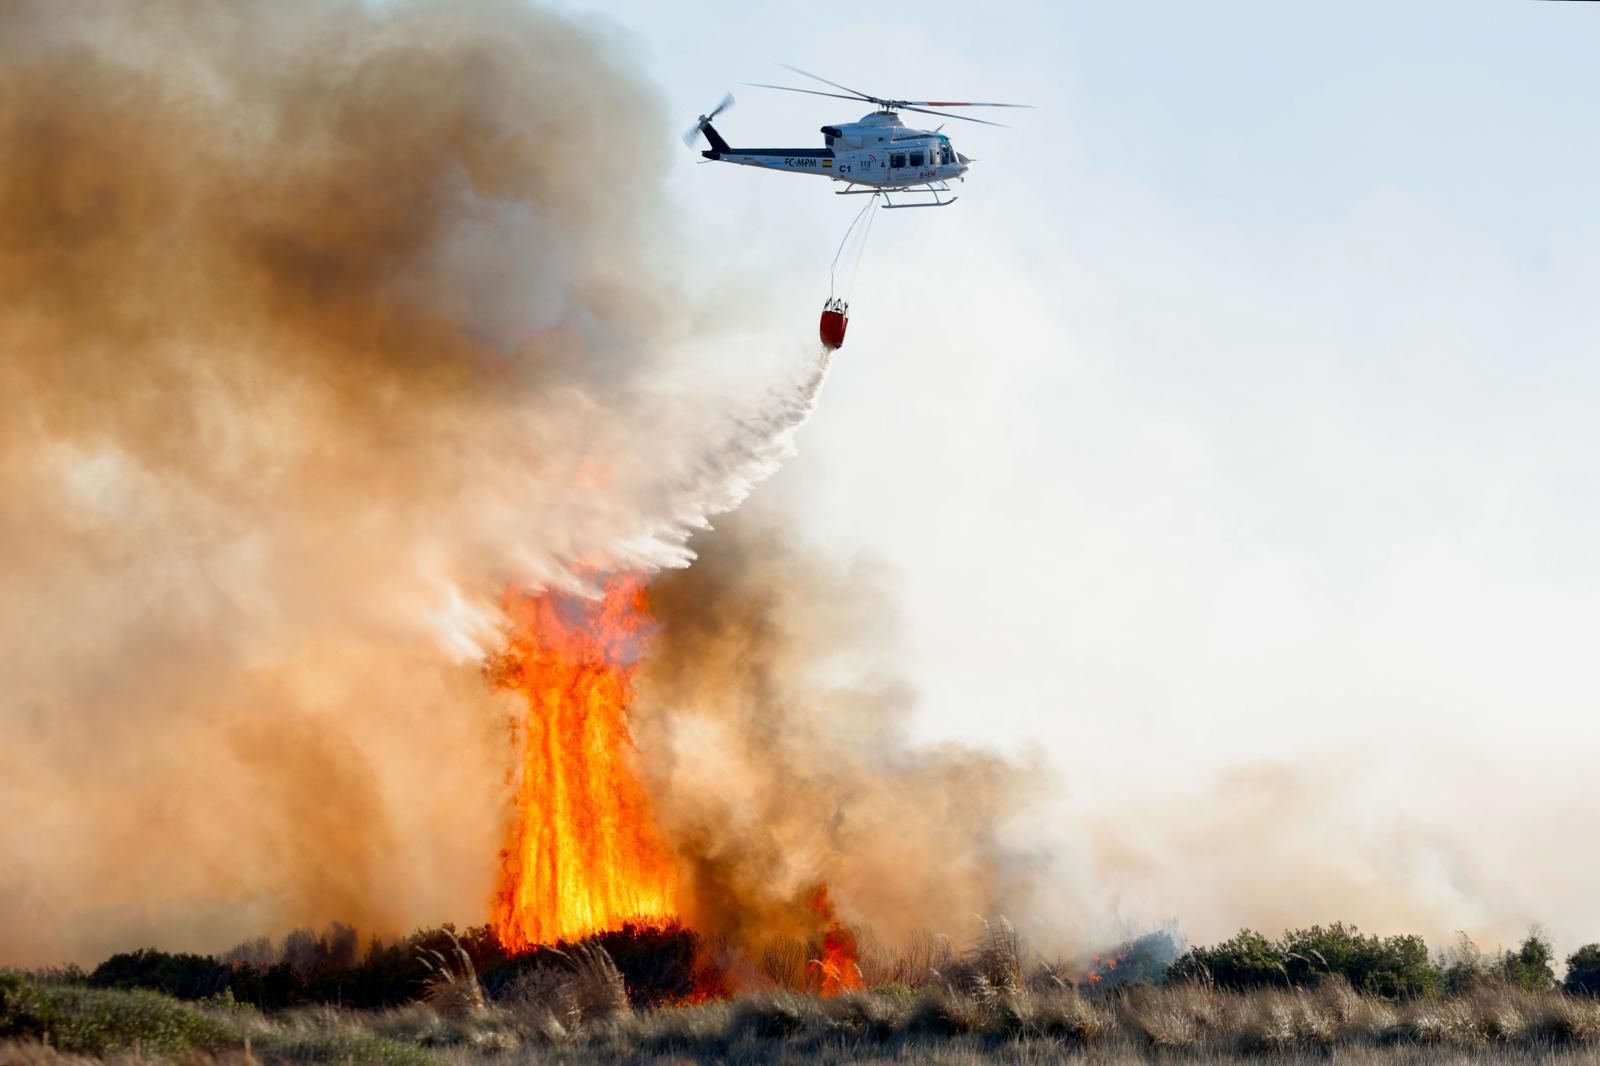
890, 152, 907, 169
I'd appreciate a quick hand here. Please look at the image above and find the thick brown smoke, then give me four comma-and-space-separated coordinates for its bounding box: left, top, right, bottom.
634, 515, 1031, 953
0, 0, 830, 966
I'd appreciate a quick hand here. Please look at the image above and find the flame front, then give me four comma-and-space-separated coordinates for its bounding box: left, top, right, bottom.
808, 884, 863, 996
489, 575, 677, 951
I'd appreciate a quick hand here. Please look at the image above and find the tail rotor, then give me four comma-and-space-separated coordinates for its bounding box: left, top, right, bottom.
682, 92, 735, 147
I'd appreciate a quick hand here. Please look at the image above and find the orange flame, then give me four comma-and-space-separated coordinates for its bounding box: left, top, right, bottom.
1086, 954, 1118, 984
489, 575, 677, 952
807, 884, 863, 996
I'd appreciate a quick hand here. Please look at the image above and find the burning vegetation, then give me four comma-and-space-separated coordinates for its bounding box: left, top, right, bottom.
808, 886, 865, 996
460, 511, 1028, 997
481, 566, 875, 1001
488, 577, 678, 952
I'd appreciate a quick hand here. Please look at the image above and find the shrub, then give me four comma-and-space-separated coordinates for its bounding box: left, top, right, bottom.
88, 948, 232, 999
1165, 925, 1440, 999
1165, 929, 1286, 990
481, 922, 700, 1008
1281, 923, 1439, 999
1500, 932, 1557, 993
593, 921, 701, 1006
0, 975, 239, 1057
1439, 932, 1491, 995
1564, 944, 1600, 997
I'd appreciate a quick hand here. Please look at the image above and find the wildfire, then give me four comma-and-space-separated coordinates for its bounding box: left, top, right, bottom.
1086, 953, 1120, 985
808, 884, 863, 996
489, 575, 678, 952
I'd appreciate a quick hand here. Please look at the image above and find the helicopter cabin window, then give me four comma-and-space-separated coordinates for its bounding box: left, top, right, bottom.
909, 150, 925, 167
890, 152, 907, 169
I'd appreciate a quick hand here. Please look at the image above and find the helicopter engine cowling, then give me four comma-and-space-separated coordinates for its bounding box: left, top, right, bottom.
821, 125, 862, 149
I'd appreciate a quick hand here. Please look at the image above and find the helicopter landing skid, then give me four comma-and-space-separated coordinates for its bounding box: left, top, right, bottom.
835, 182, 959, 209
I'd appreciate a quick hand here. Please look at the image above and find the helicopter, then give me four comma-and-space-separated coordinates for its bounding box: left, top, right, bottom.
684, 66, 1030, 209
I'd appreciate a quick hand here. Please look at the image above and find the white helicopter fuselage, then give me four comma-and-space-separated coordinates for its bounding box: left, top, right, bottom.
700, 111, 970, 189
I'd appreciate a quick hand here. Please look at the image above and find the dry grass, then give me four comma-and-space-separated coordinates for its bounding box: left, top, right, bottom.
481, 940, 630, 1041
418, 931, 488, 1019
857, 932, 956, 988
7, 948, 1600, 1063
456, 981, 1600, 1063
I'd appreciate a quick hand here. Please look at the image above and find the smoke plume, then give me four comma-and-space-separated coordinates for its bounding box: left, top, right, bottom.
634, 516, 1030, 955
0, 0, 835, 966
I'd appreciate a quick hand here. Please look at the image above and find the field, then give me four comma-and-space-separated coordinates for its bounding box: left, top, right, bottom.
6, 967, 1600, 1065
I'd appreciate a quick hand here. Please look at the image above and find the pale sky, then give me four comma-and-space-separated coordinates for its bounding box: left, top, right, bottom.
559, 0, 1600, 951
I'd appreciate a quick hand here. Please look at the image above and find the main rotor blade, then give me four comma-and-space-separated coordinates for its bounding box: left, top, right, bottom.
898, 100, 1034, 110
779, 64, 879, 103
745, 82, 869, 104
900, 105, 1007, 127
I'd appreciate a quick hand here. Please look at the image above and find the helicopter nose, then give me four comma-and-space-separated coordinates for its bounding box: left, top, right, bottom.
956, 152, 972, 165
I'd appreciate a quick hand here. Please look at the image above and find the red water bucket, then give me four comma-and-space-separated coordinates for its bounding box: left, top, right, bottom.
820, 304, 848, 350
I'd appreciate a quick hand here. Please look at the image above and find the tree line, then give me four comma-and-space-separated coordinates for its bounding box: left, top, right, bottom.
26, 921, 1600, 1010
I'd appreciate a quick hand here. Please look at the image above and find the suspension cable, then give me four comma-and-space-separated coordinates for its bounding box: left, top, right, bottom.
829, 194, 881, 301
845, 194, 880, 297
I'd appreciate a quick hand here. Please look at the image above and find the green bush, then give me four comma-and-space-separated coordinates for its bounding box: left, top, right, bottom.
1165, 929, 1286, 990
1563, 944, 1600, 997
1281, 923, 1439, 999
89, 947, 233, 999
1500, 932, 1557, 992
0, 974, 239, 1057
1165, 924, 1441, 999
1439, 932, 1491, 995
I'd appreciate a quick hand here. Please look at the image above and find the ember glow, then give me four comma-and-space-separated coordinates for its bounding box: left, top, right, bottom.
489, 577, 678, 951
